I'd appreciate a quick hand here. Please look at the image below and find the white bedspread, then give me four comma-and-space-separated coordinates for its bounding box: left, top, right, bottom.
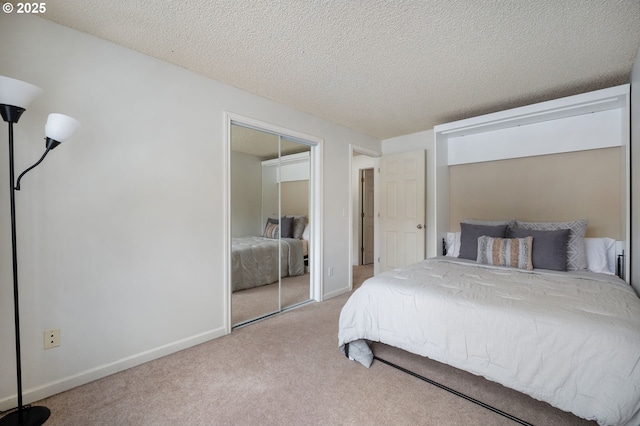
338, 258, 640, 426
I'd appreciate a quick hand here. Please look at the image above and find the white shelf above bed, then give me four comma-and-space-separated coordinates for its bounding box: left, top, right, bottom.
438, 85, 629, 165
436, 85, 628, 138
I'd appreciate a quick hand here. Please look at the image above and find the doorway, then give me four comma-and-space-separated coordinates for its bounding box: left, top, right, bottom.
226, 114, 322, 329
351, 147, 379, 288
360, 168, 374, 265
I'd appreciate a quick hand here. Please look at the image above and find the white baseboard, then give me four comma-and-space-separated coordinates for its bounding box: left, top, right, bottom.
323, 287, 350, 300
0, 326, 227, 411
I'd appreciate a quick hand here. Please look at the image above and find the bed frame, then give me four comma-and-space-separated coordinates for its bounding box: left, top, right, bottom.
344, 343, 534, 425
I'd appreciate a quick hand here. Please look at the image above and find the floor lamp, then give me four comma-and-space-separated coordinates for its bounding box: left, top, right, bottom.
0, 76, 80, 426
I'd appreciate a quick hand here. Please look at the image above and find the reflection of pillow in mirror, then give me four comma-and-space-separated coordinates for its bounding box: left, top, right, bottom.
263, 222, 279, 239
265, 217, 278, 229
280, 216, 294, 238
264, 217, 294, 238
291, 216, 307, 239
264, 218, 277, 237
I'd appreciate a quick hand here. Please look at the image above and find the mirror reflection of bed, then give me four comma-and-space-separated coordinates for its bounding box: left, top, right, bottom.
230, 123, 312, 326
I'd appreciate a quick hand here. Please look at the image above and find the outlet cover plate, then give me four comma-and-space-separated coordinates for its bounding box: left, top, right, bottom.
44, 329, 60, 349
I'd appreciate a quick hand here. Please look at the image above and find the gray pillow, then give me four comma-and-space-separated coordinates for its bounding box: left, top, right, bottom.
291, 216, 307, 239
265, 217, 279, 230
508, 228, 570, 271
280, 216, 294, 238
340, 339, 373, 368
265, 217, 294, 238
462, 218, 517, 228
515, 220, 588, 271
459, 223, 508, 260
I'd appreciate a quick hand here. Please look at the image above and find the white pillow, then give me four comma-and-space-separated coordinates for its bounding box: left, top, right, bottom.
445, 232, 461, 257
584, 237, 616, 275
302, 224, 310, 241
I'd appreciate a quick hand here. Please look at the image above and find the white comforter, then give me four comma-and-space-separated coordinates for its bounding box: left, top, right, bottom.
338, 258, 640, 426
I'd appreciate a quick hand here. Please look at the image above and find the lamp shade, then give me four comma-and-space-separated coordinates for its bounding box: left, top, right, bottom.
45, 113, 81, 143
0, 75, 42, 109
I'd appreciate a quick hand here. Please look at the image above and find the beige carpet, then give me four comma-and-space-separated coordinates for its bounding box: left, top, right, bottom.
232, 264, 374, 326
352, 264, 374, 290
16, 264, 594, 426
232, 272, 312, 326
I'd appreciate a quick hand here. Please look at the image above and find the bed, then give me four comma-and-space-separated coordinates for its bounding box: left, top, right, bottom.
338, 220, 640, 426
231, 216, 308, 292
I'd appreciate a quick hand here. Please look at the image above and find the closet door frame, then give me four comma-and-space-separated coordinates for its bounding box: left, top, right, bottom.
223, 112, 323, 333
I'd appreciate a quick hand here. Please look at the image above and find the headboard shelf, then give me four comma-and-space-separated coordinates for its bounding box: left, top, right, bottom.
436, 85, 628, 139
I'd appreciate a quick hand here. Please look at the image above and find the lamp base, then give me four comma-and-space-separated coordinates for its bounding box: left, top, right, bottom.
0, 406, 50, 426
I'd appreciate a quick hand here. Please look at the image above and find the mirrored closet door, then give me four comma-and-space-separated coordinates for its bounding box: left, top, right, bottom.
230, 123, 312, 327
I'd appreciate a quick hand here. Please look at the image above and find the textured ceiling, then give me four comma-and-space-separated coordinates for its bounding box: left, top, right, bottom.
41, 0, 640, 140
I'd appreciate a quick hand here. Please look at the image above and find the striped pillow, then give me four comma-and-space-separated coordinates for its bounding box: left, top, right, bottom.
263, 222, 280, 239
477, 236, 533, 270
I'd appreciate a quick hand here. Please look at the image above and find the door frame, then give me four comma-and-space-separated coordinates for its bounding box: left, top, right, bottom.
224, 112, 323, 333
349, 144, 381, 290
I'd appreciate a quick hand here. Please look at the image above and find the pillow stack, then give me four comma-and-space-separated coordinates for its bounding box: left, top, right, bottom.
457, 219, 588, 272
263, 216, 307, 239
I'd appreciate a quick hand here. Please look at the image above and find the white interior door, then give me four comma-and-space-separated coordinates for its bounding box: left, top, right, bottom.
379, 150, 426, 272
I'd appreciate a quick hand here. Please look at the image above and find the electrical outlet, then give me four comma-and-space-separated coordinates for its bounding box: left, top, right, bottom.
44, 329, 60, 350
328, 266, 334, 277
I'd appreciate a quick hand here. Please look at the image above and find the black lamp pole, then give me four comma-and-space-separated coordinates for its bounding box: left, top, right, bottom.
0, 75, 78, 426
0, 104, 51, 426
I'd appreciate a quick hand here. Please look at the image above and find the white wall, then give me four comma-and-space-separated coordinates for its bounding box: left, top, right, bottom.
381, 130, 436, 258
262, 162, 279, 225
631, 46, 640, 292
231, 152, 262, 237
0, 15, 379, 406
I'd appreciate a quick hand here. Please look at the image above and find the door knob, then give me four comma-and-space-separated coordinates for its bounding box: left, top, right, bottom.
417, 224, 423, 229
